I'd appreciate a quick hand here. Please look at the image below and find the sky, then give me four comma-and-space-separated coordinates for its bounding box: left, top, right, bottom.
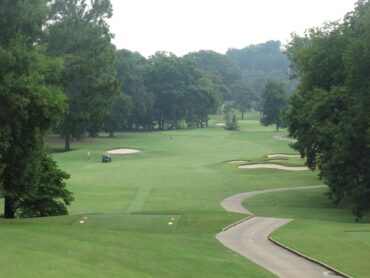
108, 0, 358, 57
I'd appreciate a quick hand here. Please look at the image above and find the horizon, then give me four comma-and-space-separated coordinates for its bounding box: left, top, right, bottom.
108, 0, 358, 57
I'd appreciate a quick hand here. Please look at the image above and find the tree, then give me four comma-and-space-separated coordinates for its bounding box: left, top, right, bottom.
184, 50, 243, 102
286, 0, 370, 220
115, 49, 153, 130
260, 80, 287, 131
226, 40, 295, 102
144, 52, 219, 130
16, 152, 73, 218
231, 81, 255, 120
0, 0, 72, 218
46, 0, 118, 150
184, 75, 220, 128
103, 93, 132, 137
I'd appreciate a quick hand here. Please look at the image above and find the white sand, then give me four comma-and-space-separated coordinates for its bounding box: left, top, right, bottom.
239, 164, 308, 171
216, 122, 226, 126
268, 154, 300, 158
273, 135, 297, 142
107, 148, 140, 155
227, 160, 248, 164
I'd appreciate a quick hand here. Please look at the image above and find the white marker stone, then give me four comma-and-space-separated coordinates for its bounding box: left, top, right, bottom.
168, 222, 173, 225
80, 220, 84, 224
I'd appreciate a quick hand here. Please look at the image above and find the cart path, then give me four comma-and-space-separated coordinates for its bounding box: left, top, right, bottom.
216, 185, 344, 278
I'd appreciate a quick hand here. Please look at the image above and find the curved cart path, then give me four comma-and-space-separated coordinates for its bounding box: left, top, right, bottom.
216, 186, 344, 278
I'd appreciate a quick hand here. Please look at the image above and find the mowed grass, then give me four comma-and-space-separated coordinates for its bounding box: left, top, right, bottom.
245, 188, 370, 277
0, 112, 366, 277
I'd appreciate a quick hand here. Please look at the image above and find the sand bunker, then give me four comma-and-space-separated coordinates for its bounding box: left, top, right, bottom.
268, 154, 300, 158
216, 122, 226, 126
273, 135, 297, 142
227, 160, 248, 164
239, 164, 308, 171
107, 148, 140, 155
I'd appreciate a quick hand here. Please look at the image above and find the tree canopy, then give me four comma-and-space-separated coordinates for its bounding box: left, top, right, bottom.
227, 41, 296, 100
0, 0, 72, 218
286, 0, 370, 220
260, 80, 288, 131
46, 0, 118, 150
144, 52, 220, 129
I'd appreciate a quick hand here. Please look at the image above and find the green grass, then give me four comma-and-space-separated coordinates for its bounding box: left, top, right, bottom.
0, 112, 368, 277
244, 188, 370, 277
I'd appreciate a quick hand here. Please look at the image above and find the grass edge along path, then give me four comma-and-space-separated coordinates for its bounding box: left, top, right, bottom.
217, 185, 350, 278
244, 188, 370, 278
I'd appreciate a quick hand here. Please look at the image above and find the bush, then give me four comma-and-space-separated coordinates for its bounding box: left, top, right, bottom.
224, 114, 238, 131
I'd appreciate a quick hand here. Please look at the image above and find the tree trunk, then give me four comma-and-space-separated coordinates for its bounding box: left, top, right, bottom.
159, 110, 164, 130
4, 196, 15, 219
242, 111, 244, 120
65, 133, 71, 151
109, 130, 114, 138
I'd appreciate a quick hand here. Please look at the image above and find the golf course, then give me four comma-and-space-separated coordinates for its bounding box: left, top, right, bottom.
0, 113, 368, 277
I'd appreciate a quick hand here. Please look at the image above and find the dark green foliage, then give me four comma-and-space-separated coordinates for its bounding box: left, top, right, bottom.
144, 52, 220, 130
227, 41, 289, 81
260, 80, 288, 131
226, 41, 296, 102
184, 50, 243, 102
0, 0, 72, 218
16, 153, 73, 218
103, 93, 133, 137
231, 81, 256, 120
115, 49, 153, 129
47, 0, 118, 150
286, 0, 370, 220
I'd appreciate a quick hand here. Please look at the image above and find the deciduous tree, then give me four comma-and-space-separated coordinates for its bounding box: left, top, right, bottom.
46, 0, 118, 150
260, 80, 287, 131
286, 0, 370, 220
0, 0, 72, 218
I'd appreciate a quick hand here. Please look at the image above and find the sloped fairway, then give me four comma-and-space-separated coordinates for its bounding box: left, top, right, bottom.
244, 188, 370, 277
1, 113, 366, 277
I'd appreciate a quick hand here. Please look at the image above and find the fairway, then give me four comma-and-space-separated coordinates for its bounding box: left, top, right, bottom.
0, 113, 368, 277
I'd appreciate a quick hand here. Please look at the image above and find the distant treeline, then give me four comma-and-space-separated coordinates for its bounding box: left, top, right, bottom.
0, 0, 292, 218
96, 41, 293, 137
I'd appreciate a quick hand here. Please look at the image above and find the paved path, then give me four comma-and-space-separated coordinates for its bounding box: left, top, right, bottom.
216, 186, 344, 278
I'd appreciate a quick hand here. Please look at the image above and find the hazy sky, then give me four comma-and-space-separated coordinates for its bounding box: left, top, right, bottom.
108, 0, 358, 57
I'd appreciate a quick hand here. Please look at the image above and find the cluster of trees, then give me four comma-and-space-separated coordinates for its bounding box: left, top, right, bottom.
0, 0, 116, 218
0, 0, 225, 218
102, 51, 221, 137
58, 40, 295, 140
286, 0, 370, 220
5, 0, 353, 221
185, 50, 255, 119
227, 40, 296, 99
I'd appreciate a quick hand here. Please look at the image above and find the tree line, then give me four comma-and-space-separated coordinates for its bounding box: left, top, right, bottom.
286, 0, 370, 220
0, 0, 245, 218
0, 0, 303, 219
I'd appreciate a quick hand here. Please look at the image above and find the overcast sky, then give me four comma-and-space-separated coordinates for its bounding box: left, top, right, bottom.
108, 0, 358, 57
